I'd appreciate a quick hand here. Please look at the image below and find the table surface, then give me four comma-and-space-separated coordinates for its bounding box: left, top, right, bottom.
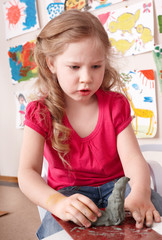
53, 212, 162, 240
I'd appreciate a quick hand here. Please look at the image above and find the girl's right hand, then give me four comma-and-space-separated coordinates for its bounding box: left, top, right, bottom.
50, 193, 102, 227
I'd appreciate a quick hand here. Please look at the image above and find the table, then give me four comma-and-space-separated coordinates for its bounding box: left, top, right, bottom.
50, 212, 162, 240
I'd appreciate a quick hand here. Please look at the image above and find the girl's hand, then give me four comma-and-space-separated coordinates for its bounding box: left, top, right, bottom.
124, 192, 161, 229
48, 193, 101, 227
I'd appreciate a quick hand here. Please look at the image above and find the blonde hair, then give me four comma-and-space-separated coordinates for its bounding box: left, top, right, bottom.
34, 9, 122, 165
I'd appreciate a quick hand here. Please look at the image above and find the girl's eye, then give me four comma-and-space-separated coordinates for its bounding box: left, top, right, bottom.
92, 65, 101, 69
69, 66, 79, 70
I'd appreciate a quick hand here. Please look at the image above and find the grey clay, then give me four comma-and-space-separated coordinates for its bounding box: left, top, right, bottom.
92, 176, 130, 227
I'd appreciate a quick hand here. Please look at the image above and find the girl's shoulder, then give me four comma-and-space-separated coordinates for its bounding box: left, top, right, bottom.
24, 100, 52, 139
25, 100, 50, 117
97, 89, 131, 121
97, 89, 128, 104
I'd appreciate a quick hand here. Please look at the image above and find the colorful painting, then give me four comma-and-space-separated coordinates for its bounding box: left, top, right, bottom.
97, 0, 154, 56
15, 91, 28, 128
121, 69, 157, 138
44, 0, 126, 20
45, 0, 64, 21
88, 0, 126, 11
154, 0, 162, 33
153, 45, 162, 94
3, 0, 39, 39
8, 40, 38, 84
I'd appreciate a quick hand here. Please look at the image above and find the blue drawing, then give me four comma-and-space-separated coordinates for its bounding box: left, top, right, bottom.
20, 0, 38, 30
132, 83, 139, 90
47, 3, 64, 19
8, 45, 23, 81
95, 3, 111, 10
144, 97, 153, 103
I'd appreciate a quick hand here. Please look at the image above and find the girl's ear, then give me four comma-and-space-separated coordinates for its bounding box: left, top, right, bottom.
46, 56, 56, 74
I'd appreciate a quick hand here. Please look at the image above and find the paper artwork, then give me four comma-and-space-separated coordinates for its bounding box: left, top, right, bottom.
8, 40, 38, 84
153, 45, 162, 94
97, 0, 154, 56
3, 0, 39, 39
64, 0, 125, 11
87, 0, 126, 11
121, 69, 157, 138
45, 0, 64, 21
44, 0, 126, 20
16, 91, 28, 128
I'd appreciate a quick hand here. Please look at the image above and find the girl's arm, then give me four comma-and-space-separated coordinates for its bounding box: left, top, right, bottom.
18, 126, 101, 227
117, 124, 161, 229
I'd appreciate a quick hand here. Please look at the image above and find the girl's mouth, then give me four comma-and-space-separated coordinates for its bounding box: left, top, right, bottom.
79, 89, 91, 96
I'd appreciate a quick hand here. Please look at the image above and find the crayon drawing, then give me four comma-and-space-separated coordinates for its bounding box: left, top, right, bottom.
8, 40, 38, 84
153, 45, 162, 94
88, 0, 125, 11
45, 0, 64, 21
3, 0, 39, 39
121, 69, 157, 138
97, 0, 154, 56
44, 0, 126, 20
16, 92, 27, 128
64, 0, 125, 11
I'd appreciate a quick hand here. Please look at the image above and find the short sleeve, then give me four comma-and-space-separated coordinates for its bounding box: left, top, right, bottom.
24, 101, 52, 140
111, 93, 132, 135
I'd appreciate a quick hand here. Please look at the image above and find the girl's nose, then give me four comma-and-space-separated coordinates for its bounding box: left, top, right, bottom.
79, 68, 92, 84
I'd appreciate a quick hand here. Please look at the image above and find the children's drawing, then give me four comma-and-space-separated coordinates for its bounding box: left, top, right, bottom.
8, 40, 38, 84
154, 0, 162, 33
88, 0, 126, 11
64, 0, 125, 11
15, 92, 28, 128
64, 0, 86, 10
97, 0, 154, 56
121, 69, 157, 138
44, 0, 126, 20
153, 45, 162, 94
45, 0, 64, 20
3, 0, 39, 39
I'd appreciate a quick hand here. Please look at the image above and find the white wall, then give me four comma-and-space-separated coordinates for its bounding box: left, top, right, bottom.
0, 0, 162, 176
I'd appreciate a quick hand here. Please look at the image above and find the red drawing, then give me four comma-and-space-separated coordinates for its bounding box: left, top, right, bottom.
5, 0, 25, 28
143, 2, 151, 13
138, 69, 155, 88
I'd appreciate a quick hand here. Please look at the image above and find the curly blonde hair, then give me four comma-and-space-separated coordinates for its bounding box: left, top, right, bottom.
34, 9, 122, 165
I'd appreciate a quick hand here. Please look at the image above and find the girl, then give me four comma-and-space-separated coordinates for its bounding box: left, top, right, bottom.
18, 10, 162, 239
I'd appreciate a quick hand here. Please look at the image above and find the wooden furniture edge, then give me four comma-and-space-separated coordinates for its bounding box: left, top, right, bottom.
0, 176, 18, 183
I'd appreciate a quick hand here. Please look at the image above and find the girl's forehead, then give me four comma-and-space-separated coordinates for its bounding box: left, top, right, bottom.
63, 38, 105, 56
64, 37, 105, 53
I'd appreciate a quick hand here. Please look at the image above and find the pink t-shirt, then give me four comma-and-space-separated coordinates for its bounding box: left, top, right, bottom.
24, 90, 132, 190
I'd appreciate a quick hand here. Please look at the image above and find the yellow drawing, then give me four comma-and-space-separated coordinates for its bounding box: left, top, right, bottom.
124, 89, 156, 136
110, 38, 135, 55
98, 0, 107, 4
136, 24, 153, 45
108, 9, 140, 34
65, 0, 86, 10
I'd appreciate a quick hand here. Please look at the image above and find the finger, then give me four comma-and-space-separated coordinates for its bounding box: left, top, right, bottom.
145, 210, 153, 227
66, 212, 83, 227
71, 199, 97, 223
153, 209, 161, 223
132, 210, 144, 229
66, 205, 92, 228
76, 194, 101, 217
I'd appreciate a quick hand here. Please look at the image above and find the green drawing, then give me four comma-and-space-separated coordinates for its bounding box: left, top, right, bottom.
153, 45, 162, 93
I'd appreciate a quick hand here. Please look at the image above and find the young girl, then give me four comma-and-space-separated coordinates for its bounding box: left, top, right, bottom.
18, 10, 162, 239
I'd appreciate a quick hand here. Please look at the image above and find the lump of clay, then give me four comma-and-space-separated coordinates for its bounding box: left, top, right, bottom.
92, 176, 130, 227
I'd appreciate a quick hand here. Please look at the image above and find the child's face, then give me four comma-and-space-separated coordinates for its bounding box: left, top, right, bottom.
47, 37, 106, 104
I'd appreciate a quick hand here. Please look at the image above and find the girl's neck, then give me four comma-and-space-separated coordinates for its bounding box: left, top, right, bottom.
65, 93, 96, 112
65, 94, 99, 138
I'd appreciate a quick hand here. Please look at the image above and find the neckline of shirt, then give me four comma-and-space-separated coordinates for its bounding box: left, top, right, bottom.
63, 89, 104, 142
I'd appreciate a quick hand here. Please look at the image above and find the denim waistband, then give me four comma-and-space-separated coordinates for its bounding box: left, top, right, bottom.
58, 178, 119, 208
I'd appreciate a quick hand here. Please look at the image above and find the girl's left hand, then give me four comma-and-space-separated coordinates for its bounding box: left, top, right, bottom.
124, 192, 161, 229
